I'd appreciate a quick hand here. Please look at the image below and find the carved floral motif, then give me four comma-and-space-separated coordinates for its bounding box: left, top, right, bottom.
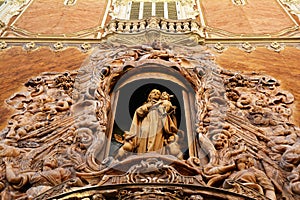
0, 43, 299, 199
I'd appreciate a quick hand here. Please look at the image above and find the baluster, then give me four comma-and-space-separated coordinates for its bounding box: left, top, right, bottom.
124, 22, 131, 33
117, 21, 125, 32
161, 20, 168, 31
132, 22, 139, 32
183, 21, 190, 32
108, 21, 117, 32
168, 22, 175, 32
191, 21, 198, 32
139, 21, 146, 31
176, 22, 183, 32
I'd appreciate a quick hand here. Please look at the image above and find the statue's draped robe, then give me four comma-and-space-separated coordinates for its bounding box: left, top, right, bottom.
9, 167, 71, 198
224, 167, 274, 195
129, 101, 177, 154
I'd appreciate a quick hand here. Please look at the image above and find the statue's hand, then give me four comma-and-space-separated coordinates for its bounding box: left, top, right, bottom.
114, 134, 124, 144
168, 135, 176, 143
152, 101, 163, 108
145, 102, 154, 109
3, 157, 13, 167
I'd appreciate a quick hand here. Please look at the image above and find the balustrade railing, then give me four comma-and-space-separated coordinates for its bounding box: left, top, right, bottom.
106, 17, 201, 34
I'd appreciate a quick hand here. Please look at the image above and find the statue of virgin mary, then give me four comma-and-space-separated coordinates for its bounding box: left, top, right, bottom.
127, 89, 178, 154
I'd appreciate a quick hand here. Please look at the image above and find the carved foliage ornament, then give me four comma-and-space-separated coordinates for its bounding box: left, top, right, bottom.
0, 43, 299, 199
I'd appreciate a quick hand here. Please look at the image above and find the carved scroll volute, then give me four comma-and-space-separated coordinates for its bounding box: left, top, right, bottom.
1, 43, 300, 200
80, 44, 210, 168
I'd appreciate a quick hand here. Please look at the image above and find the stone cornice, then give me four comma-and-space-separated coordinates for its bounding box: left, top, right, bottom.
0, 17, 300, 53
0, 35, 299, 53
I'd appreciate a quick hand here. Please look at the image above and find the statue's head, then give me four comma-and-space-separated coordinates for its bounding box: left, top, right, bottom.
147, 89, 161, 101
44, 156, 58, 169
235, 154, 254, 170
161, 91, 173, 100
210, 130, 230, 150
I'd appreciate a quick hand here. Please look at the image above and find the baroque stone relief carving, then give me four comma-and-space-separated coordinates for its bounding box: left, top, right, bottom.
103, 17, 205, 46
0, 43, 299, 199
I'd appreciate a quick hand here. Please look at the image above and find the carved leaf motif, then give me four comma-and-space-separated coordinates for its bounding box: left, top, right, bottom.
0, 44, 299, 200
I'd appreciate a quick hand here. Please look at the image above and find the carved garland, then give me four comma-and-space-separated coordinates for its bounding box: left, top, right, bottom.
74, 43, 209, 170
0, 43, 299, 199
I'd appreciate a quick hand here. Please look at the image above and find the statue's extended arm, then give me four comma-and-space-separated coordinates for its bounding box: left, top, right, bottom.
4, 159, 32, 190
204, 162, 236, 175
5, 161, 23, 185
255, 168, 276, 200
136, 103, 152, 117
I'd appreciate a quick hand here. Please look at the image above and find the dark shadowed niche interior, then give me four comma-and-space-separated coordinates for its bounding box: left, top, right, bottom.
105, 65, 197, 160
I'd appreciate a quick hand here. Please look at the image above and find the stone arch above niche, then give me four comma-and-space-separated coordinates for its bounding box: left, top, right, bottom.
70, 43, 300, 199
106, 65, 196, 160
1, 43, 300, 199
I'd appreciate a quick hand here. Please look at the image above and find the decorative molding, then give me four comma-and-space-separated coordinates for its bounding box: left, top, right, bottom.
240, 41, 256, 53
2, 24, 104, 38
80, 42, 92, 52
52, 41, 65, 51
23, 41, 36, 50
205, 25, 300, 38
213, 42, 227, 53
97, 157, 205, 186
268, 41, 285, 52
0, 36, 300, 53
0, 40, 7, 49
0, 43, 299, 199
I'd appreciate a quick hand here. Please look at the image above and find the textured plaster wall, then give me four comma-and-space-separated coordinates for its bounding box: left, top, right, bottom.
0, 47, 90, 129
12, 0, 108, 35
201, 0, 296, 34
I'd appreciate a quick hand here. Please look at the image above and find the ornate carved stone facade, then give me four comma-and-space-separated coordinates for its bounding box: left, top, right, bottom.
0, 0, 300, 200
0, 41, 299, 199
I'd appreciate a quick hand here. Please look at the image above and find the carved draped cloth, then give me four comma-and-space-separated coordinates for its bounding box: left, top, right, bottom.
224, 167, 274, 194
128, 101, 177, 154
10, 167, 71, 192
29, 168, 71, 187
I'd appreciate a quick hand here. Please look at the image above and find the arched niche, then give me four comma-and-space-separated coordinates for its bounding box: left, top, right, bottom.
104, 64, 198, 160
